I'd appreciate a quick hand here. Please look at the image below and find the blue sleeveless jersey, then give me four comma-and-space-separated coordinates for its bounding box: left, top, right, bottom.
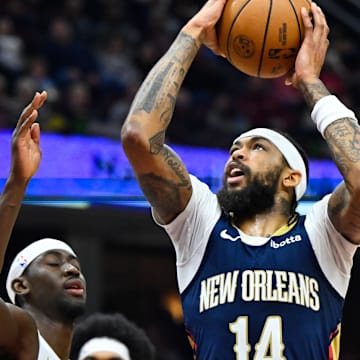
181, 213, 343, 359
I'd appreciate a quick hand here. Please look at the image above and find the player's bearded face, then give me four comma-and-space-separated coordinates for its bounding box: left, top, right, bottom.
217, 164, 283, 220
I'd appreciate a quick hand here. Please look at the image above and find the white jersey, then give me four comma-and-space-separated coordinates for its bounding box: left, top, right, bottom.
157, 175, 357, 296
38, 332, 60, 360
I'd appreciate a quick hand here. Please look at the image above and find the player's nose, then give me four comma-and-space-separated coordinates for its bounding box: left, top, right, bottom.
231, 147, 247, 161
62, 262, 80, 277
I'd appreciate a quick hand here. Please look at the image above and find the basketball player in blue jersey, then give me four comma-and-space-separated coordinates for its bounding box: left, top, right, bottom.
121, 0, 360, 359
0, 91, 87, 359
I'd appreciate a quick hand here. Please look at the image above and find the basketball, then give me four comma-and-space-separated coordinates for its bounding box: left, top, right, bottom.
217, 0, 312, 78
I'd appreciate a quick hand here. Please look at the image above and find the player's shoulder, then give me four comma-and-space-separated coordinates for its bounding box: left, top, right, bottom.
1, 303, 39, 358
6, 302, 37, 327
304, 195, 330, 220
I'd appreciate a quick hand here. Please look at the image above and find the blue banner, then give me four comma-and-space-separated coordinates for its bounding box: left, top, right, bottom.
0, 131, 341, 200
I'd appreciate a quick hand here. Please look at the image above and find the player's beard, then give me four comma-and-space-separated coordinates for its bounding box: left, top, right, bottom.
217, 165, 283, 222
54, 296, 86, 324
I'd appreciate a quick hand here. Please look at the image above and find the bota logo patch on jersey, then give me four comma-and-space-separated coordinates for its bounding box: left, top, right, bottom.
270, 234, 302, 248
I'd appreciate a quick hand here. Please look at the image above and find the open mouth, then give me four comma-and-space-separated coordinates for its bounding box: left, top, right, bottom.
230, 168, 244, 177
64, 279, 85, 297
227, 165, 246, 186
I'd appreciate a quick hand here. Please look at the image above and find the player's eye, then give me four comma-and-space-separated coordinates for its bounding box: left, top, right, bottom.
43, 254, 62, 267
254, 143, 265, 151
47, 262, 60, 267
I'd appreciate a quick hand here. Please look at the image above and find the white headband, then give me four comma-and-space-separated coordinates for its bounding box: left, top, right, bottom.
6, 238, 76, 304
78, 337, 131, 360
236, 128, 307, 200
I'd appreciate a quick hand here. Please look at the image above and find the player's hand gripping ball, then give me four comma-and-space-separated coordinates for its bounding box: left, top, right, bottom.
217, 0, 312, 78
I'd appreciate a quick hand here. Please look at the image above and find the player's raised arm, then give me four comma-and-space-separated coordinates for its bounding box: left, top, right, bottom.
0, 91, 47, 355
292, 3, 360, 244
121, 0, 227, 224
0, 91, 47, 272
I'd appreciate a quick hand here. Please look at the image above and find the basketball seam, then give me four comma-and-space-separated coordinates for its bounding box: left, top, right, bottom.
257, 0, 273, 77
226, 0, 253, 62
288, 0, 303, 47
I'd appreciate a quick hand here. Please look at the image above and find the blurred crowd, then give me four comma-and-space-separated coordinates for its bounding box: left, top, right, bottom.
0, 0, 359, 159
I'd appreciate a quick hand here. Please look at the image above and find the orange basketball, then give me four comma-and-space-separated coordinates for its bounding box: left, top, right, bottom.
217, 0, 311, 78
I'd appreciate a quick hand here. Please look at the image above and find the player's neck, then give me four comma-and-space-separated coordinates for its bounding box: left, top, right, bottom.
232, 194, 294, 237
234, 212, 292, 238
26, 306, 73, 359
37, 320, 72, 360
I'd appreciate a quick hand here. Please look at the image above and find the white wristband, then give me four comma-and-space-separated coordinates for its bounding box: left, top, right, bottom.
311, 95, 356, 137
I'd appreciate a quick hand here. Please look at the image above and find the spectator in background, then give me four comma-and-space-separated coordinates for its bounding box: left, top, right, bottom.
0, 16, 25, 90
40, 17, 99, 89
5, 76, 38, 128
61, 80, 95, 134
0, 74, 13, 128
71, 312, 156, 360
95, 32, 139, 95
27, 56, 59, 102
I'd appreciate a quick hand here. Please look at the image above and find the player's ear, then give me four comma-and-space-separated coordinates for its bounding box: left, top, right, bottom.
282, 169, 302, 192
12, 277, 31, 297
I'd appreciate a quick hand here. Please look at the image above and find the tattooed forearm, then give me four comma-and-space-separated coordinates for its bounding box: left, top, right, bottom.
141, 62, 174, 114
159, 146, 190, 188
149, 131, 166, 155
172, 32, 199, 65
149, 133, 190, 186
131, 32, 198, 120
298, 80, 330, 109
328, 145, 350, 177
325, 118, 360, 176
138, 173, 185, 216
159, 93, 176, 126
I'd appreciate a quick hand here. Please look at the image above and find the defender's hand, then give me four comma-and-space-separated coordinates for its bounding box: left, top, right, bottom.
10, 91, 48, 183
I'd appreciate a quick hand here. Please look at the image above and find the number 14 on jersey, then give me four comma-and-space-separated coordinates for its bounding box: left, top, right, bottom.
229, 316, 287, 359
